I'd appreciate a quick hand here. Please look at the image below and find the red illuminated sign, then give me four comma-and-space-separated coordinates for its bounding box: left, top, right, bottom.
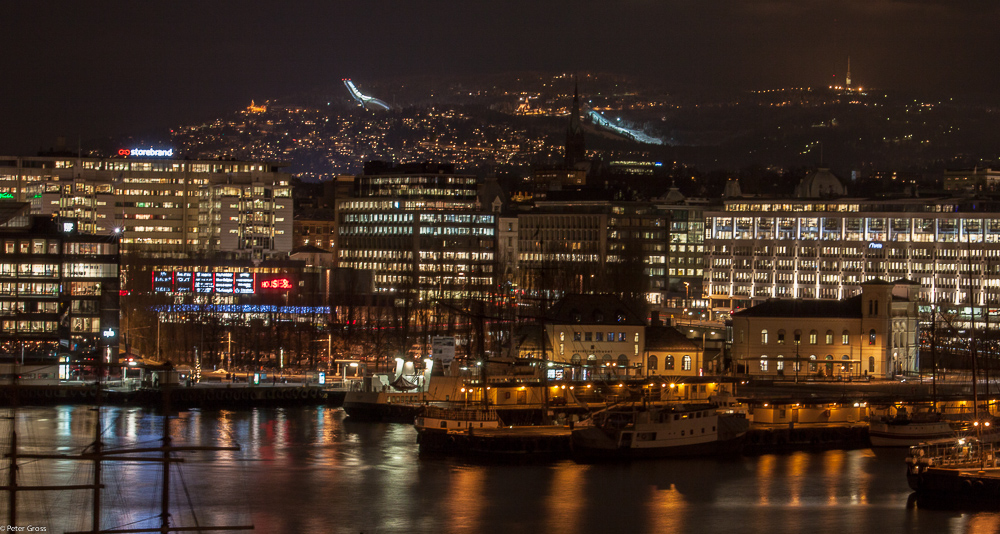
260, 278, 293, 290
118, 148, 174, 157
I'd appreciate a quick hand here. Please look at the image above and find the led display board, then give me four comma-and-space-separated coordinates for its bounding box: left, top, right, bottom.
151, 271, 294, 294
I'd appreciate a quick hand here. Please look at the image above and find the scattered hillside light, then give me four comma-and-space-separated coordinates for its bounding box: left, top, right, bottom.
669, 383, 676, 388
461, 388, 466, 393
661, 383, 666, 388
561, 385, 566, 389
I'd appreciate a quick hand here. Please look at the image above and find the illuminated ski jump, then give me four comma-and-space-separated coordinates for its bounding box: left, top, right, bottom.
343, 79, 391, 111
586, 108, 666, 145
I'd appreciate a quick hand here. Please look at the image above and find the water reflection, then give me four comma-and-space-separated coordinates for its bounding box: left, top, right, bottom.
544, 464, 586, 534
3, 406, 999, 534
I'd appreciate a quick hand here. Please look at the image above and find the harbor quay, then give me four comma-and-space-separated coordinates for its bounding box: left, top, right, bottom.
1, 375, 995, 458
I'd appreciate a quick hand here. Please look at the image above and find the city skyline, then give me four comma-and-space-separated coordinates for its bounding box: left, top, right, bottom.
3, 1, 999, 156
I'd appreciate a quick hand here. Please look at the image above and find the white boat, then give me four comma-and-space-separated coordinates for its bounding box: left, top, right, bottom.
342, 374, 465, 422
869, 406, 954, 447
571, 402, 749, 461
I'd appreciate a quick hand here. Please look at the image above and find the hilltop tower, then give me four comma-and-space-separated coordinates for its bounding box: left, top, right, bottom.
565, 78, 586, 168
846, 56, 851, 88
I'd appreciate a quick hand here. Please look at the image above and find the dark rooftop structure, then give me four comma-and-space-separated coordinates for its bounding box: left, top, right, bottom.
547, 294, 645, 326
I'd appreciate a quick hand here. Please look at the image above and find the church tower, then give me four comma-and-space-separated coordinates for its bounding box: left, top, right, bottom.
564, 78, 586, 168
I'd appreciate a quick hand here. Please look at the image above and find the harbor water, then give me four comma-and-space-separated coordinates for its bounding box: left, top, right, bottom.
3, 405, 998, 534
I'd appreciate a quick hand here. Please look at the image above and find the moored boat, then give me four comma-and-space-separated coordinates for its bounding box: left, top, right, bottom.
869, 406, 954, 447
906, 435, 1000, 505
570, 402, 749, 461
342, 374, 465, 422
415, 405, 503, 434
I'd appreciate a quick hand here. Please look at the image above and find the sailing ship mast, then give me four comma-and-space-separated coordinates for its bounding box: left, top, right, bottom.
5, 383, 253, 532
966, 242, 982, 436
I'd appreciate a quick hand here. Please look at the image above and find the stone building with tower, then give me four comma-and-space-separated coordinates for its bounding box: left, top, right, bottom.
729, 279, 920, 379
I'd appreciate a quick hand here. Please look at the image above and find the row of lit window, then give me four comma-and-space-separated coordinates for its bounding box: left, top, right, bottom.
2, 241, 114, 256
1, 321, 59, 333
419, 227, 494, 236
519, 253, 601, 262
561, 331, 638, 343
0, 282, 59, 296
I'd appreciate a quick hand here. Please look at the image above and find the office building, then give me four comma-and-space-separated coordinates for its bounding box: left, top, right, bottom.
704, 178, 1000, 330
337, 162, 496, 302
0, 203, 120, 371
0, 154, 292, 258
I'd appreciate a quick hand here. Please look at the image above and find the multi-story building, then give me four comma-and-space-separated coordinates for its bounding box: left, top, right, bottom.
0, 154, 292, 258
294, 213, 337, 252
655, 188, 711, 315
543, 294, 646, 379
337, 162, 496, 302
730, 280, 919, 378
124, 256, 328, 367
704, 193, 1000, 329
943, 167, 1000, 193
0, 203, 120, 372
512, 199, 668, 308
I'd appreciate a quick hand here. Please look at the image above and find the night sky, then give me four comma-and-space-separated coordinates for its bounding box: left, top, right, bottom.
3, 0, 998, 155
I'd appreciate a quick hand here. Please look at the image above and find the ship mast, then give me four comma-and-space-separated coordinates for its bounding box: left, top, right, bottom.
966, 243, 981, 437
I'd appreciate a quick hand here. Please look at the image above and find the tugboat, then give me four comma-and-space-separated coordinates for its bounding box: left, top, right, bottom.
571, 402, 749, 461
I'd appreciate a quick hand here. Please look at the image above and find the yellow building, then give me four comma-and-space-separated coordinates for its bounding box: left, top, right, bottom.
730, 280, 919, 379
544, 294, 646, 380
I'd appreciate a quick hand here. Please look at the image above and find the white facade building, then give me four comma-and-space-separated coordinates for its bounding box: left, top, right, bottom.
705, 196, 1000, 330
0, 155, 292, 258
